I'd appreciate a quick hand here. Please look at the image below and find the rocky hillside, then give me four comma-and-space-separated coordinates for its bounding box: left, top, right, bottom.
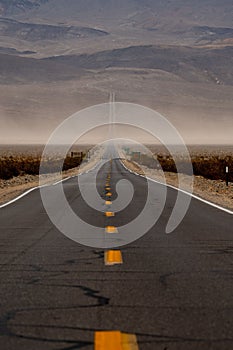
0, 17, 108, 41
1, 0, 231, 28
0, 0, 232, 53
1, 45, 232, 85
1, 0, 233, 29
0, 0, 47, 16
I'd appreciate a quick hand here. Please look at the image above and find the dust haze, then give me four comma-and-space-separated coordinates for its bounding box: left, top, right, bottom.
0, 0, 232, 145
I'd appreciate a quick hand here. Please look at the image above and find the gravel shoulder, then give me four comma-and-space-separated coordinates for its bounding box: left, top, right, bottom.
122, 159, 233, 211
1, 158, 232, 211
0, 158, 98, 205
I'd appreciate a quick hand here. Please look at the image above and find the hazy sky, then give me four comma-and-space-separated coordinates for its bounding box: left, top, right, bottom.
0, 0, 232, 145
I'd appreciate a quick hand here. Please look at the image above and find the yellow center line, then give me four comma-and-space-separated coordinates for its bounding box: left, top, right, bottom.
122, 334, 139, 350
105, 211, 115, 217
106, 192, 112, 197
105, 226, 118, 234
95, 331, 139, 350
104, 250, 123, 266
95, 331, 121, 350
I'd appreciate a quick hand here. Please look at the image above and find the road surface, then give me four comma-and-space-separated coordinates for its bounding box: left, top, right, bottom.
0, 159, 233, 349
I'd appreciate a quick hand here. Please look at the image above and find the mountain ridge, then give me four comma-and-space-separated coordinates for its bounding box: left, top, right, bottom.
0, 0, 47, 16
0, 17, 109, 41
1, 44, 232, 85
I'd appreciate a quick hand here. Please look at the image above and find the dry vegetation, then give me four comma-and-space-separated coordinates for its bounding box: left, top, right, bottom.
138, 154, 233, 182
0, 144, 100, 205
0, 155, 85, 180
135, 145, 233, 182
0, 144, 89, 180
123, 145, 233, 210
0, 144, 232, 210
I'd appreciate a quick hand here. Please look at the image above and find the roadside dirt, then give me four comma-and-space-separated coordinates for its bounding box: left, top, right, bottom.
1, 158, 232, 211
0, 158, 97, 205
122, 159, 233, 211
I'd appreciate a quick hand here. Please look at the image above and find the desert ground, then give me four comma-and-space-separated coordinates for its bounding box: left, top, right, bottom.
0, 0, 232, 208
0, 145, 232, 211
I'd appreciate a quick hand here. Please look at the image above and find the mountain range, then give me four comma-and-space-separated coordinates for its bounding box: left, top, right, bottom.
0, 0, 232, 144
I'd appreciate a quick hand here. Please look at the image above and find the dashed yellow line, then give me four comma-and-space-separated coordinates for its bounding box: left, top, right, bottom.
121, 333, 139, 350
105, 226, 118, 234
104, 250, 123, 266
105, 187, 111, 191
95, 331, 120, 350
106, 192, 112, 197
95, 331, 139, 350
105, 200, 112, 205
105, 211, 115, 217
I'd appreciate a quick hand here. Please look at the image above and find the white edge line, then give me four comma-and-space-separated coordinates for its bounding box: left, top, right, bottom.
78, 161, 99, 176
120, 160, 233, 215
3, 159, 231, 215
0, 159, 98, 209
0, 184, 48, 209
53, 176, 72, 186
147, 176, 233, 215
1, 176, 73, 208
0, 161, 100, 208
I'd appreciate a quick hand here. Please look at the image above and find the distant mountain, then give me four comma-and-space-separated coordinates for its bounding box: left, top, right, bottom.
176, 25, 233, 44
48, 45, 233, 85
0, 1, 232, 86
0, 1, 232, 145
0, 1, 47, 16
1, 45, 232, 85
0, 51, 80, 83
0, 46, 35, 54
3, 0, 232, 29
0, 17, 108, 41
0, 0, 232, 55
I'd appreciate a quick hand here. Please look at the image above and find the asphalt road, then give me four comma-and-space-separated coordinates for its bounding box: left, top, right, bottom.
0, 159, 233, 350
